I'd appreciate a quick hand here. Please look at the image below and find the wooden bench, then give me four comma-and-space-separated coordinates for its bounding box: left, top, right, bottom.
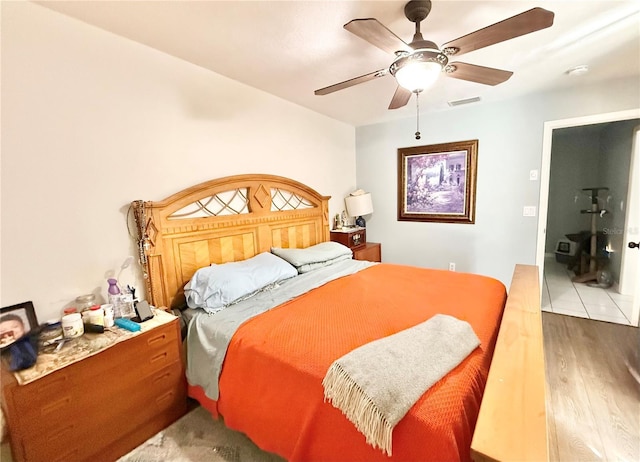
472, 264, 547, 462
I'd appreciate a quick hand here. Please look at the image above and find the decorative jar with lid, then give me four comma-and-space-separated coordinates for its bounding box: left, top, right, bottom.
75, 294, 96, 312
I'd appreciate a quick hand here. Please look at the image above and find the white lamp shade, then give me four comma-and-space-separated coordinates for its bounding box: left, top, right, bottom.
395, 61, 441, 92
345, 193, 373, 217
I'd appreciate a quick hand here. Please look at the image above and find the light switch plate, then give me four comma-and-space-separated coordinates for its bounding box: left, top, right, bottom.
529, 170, 539, 181
523, 206, 537, 217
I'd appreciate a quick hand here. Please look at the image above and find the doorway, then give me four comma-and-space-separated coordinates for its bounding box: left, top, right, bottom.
536, 109, 640, 327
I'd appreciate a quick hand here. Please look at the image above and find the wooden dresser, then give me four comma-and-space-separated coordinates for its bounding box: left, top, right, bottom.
1, 318, 187, 462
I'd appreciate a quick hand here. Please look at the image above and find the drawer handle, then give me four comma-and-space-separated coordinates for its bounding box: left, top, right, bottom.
153, 371, 172, 384
40, 374, 69, 392
148, 333, 167, 346
150, 351, 168, 364
47, 423, 75, 441
53, 448, 78, 462
156, 390, 175, 406
41, 396, 72, 415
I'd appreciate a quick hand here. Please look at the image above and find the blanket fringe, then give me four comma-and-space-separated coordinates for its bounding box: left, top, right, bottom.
322, 362, 393, 456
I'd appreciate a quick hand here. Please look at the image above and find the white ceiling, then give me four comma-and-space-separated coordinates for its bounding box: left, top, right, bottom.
37, 0, 640, 127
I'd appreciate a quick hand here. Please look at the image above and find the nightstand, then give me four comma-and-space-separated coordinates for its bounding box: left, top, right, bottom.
1, 313, 187, 462
353, 242, 382, 262
330, 228, 366, 250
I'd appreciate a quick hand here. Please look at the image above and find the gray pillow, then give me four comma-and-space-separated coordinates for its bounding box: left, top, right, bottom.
184, 252, 297, 313
271, 242, 352, 270
296, 254, 352, 274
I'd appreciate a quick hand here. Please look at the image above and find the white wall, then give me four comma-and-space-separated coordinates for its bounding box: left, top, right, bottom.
356, 77, 640, 288
1, 2, 356, 322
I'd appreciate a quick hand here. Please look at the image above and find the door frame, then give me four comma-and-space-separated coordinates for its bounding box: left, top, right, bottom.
536, 109, 640, 322
620, 126, 640, 325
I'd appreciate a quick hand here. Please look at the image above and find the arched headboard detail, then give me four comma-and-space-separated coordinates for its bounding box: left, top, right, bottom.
132, 174, 331, 309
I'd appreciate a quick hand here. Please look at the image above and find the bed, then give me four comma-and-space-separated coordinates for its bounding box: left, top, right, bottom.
131, 174, 546, 462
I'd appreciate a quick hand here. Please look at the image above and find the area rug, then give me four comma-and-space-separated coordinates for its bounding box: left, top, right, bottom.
118, 406, 285, 462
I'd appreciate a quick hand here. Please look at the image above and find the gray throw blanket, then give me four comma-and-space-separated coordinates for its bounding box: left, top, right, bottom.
322, 314, 481, 456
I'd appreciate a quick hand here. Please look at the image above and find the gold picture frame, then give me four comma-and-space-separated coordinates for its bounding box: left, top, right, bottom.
398, 140, 478, 224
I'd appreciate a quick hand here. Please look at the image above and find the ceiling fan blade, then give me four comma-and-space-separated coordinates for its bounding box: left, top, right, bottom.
445, 62, 513, 86
344, 18, 412, 54
314, 69, 388, 96
442, 8, 554, 57
389, 85, 412, 109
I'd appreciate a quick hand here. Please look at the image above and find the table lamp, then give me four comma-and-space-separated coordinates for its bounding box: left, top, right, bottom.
345, 191, 373, 228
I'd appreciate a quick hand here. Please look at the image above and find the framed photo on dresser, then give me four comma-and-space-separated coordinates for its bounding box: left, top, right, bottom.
0, 301, 38, 350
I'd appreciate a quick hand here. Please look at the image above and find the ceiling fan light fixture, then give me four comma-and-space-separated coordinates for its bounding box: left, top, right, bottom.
395, 61, 441, 92
390, 49, 447, 92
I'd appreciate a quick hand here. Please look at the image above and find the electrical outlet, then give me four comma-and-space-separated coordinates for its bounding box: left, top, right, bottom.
449, 262, 456, 271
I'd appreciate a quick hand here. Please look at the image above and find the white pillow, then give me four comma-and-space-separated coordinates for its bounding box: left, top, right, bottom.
296, 253, 352, 274
271, 242, 352, 271
184, 252, 297, 312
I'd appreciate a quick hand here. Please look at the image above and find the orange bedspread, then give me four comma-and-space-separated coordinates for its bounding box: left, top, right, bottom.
189, 263, 506, 461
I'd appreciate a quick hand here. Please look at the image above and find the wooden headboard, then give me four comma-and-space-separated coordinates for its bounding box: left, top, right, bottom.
131, 174, 330, 309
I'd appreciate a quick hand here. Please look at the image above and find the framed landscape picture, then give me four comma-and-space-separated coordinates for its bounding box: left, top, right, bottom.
398, 140, 478, 224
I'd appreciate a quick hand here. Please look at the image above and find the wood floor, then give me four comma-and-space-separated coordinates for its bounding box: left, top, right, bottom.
543, 312, 640, 462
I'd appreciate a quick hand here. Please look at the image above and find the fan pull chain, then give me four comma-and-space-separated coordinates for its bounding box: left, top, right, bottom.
415, 90, 421, 140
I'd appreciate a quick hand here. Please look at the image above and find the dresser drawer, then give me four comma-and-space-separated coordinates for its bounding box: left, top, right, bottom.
353, 242, 381, 262
19, 357, 182, 436
94, 322, 180, 380
10, 369, 74, 416
23, 361, 184, 462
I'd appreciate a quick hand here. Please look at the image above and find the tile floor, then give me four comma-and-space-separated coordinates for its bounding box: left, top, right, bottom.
542, 255, 636, 326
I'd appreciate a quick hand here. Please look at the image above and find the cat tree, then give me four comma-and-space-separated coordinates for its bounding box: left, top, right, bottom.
572, 187, 609, 284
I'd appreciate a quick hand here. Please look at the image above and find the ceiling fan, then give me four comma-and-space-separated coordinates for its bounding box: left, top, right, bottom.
314, 0, 555, 110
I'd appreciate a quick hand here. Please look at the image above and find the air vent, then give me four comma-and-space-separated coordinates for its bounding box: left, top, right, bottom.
447, 96, 481, 107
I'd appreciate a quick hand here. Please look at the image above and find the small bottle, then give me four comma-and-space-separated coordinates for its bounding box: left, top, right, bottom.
107, 278, 120, 298
107, 278, 123, 317
118, 286, 136, 318
88, 305, 104, 326
102, 304, 115, 327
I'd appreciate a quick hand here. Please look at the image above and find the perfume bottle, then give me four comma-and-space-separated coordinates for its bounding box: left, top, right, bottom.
107, 278, 124, 318
107, 278, 120, 297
